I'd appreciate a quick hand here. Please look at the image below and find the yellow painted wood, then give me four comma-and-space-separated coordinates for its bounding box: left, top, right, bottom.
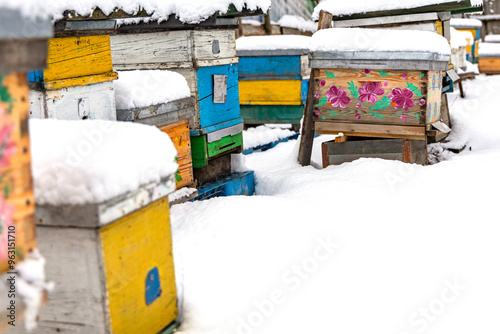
44, 35, 114, 82
435, 20, 443, 37
456, 28, 476, 54
100, 198, 177, 334
239, 80, 303, 105
44, 72, 118, 90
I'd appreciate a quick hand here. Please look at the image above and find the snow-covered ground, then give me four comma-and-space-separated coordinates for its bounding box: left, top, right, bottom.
171, 74, 500, 334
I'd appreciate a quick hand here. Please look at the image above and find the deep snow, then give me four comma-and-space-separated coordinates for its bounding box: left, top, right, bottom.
170, 74, 500, 334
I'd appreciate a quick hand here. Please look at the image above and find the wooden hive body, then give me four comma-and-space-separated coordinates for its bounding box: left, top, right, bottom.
238, 49, 310, 127
35, 178, 178, 334
28, 35, 118, 121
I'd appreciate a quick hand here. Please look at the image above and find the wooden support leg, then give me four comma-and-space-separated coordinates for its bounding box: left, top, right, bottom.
459, 80, 465, 98
298, 70, 316, 166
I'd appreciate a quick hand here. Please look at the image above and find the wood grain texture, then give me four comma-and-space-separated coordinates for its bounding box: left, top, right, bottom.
238, 56, 303, 80
314, 69, 429, 126
44, 72, 118, 90
315, 121, 427, 139
30, 81, 116, 120
35, 226, 108, 334
322, 138, 428, 165
0, 40, 49, 74
101, 197, 177, 334
479, 58, 500, 74
298, 70, 316, 166
111, 30, 236, 70
197, 64, 241, 129
426, 71, 443, 123
45, 35, 113, 82
193, 153, 232, 186
0, 73, 36, 273
159, 120, 195, 189
239, 80, 303, 105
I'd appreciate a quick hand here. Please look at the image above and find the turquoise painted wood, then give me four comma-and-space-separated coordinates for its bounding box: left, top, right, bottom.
238, 56, 302, 81
28, 70, 44, 82
197, 63, 240, 130
301, 79, 309, 104
241, 105, 304, 125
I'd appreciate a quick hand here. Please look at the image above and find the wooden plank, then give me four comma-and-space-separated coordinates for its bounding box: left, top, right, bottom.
191, 132, 243, 168
240, 105, 304, 125
117, 97, 196, 126
322, 138, 428, 166
43, 72, 118, 90
479, 57, 500, 74
197, 63, 241, 129
317, 10, 333, 30
314, 69, 428, 126
0, 40, 49, 74
238, 56, 303, 81
426, 70, 443, 123
30, 81, 117, 120
159, 120, 195, 189
192, 30, 237, 62
44, 35, 113, 82
101, 197, 177, 334
35, 226, 109, 333
0, 73, 36, 273
333, 12, 440, 28
315, 121, 427, 139
110, 30, 192, 69
239, 80, 303, 105
298, 69, 317, 166
193, 154, 232, 186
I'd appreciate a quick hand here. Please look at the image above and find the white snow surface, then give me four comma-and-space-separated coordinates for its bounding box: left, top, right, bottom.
236, 35, 311, 51
313, 0, 483, 20
30, 119, 178, 205
114, 70, 191, 110
0, 0, 271, 23
277, 15, 316, 33
479, 42, 500, 56
169, 187, 198, 203
310, 28, 451, 55
450, 18, 483, 28
171, 74, 500, 334
485, 34, 500, 43
457, 60, 479, 74
242, 125, 297, 150
451, 27, 473, 48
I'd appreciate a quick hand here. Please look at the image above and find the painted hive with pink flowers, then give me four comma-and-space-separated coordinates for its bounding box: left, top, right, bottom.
313, 69, 443, 126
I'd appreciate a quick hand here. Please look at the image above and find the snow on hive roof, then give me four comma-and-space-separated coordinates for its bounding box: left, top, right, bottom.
310, 28, 451, 55
30, 119, 178, 206
450, 18, 483, 28
236, 35, 311, 52
485, 34, 500, 42
450, 28, 470, 49
0, 0, 271, 23
479, 42, 500, 57
277, 15, 317, 33
313, 0, 483, 21
114, 70, 191, 110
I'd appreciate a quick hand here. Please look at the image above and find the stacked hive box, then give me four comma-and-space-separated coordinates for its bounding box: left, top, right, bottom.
114, 69, 198, 196
478, 42, 500, 73
304, 28, 450, 166
111, 17, 244, 186
450, 18, 482, 63
236, 35, 311, 131
0, 8, 52, 331
33, 120, 179, 334
28, 32, 118, 120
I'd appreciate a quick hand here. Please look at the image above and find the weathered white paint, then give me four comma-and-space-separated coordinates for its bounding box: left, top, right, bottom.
300, 54, 311, 79
34, 226, 109, 334
110, 30, 237, 70
29, 82, 116, 121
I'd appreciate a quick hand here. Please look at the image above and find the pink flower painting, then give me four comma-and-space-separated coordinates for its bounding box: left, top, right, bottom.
389, 88, 414, 111
326, 86, 351, 108
358, 82, 385, 103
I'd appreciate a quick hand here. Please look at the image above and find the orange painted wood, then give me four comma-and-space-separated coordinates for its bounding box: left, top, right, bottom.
159, 119, 194, 189
479, 58, 500, 74
0, 73, 36, 273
